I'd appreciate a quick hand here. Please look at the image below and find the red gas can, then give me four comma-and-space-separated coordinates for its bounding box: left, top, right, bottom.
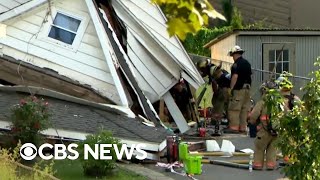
166, 136, 179, 163
199, 128, 206, 137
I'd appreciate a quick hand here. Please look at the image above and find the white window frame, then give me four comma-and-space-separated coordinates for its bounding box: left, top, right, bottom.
38, 7, 89, 51
268, 49, 290, 75
262, 43, 296, 80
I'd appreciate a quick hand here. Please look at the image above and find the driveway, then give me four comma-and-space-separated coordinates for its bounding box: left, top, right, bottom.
145, 134, 286, 180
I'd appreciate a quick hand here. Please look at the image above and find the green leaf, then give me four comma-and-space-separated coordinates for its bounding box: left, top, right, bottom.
202, 14, 209, 25
153, 0, 226, 40
167, 18, 198, 40
190, 8, 204, 26
177, 1, 194, 10
275, 57, 320, 179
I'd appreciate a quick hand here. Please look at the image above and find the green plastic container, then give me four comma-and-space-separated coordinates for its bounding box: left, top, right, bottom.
179, 142, 188, 161
184, 156, 202, 175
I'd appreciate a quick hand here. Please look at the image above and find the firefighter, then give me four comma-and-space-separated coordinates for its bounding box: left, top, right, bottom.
249, 81, 279, 170
196, 59, 231, 135
276, 72, 301, 110
171, 80, 192, 121
225, 45, 252, 133
250, 73, 300, 170
275, 72, 301, 164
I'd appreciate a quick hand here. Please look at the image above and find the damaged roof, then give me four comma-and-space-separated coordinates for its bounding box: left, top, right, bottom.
0, 86, 172, 144
0, 55, 114, 104
111, 0, 205, 89
0, 0, 31, 14
0, 0, 199, 134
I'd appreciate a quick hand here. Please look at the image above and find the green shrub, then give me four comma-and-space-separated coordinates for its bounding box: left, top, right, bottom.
221, 0, 233, 26
182, 5, 269, 57
230, 7, 243, 29
10, 95, 51, 147
183, 26, 232, 56
265, 57, 320, 180
77, 130, 121, 178
276, 58, 320, 180
0, 142, 56, 180
246, 18, 270, 29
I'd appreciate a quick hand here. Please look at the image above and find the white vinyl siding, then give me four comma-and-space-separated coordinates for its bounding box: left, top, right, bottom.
0, 0, 21, 12
0, 0, 121, 104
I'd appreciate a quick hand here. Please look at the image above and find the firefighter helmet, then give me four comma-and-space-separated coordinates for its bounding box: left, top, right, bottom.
228, 45, 245, 56
260, 81, 278, 94
209, 63, 222, 79
275, 72, 293, 91
196, 59, 211, 69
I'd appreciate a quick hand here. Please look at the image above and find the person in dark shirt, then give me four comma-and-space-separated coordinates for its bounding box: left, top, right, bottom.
171, 80, 192, 121
225, 45, 252, 134
196, 60, 231, 135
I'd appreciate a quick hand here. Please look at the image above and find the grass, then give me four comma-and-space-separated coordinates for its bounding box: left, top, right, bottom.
3, 153, 147, 180
53, 159, 147, 180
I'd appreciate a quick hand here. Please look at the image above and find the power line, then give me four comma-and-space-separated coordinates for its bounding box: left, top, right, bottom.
251, 68, 311, 80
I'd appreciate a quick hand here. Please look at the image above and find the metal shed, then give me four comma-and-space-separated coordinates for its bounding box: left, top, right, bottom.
204, 29, 320, 99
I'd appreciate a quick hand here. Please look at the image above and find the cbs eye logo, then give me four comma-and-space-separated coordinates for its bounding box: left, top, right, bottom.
20, 143, 37, 160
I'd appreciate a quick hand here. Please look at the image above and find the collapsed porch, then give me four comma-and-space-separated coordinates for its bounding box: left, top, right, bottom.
0, 85, 172, 160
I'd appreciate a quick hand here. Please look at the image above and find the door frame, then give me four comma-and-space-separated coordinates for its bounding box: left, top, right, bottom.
262, 42, 296, 80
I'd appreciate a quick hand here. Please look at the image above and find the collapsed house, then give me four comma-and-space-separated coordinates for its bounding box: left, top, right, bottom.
0, 0, 204, 159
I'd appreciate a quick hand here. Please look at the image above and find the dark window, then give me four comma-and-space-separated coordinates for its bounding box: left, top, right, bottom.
48, 13, 81, 45
268, 49, 289, 77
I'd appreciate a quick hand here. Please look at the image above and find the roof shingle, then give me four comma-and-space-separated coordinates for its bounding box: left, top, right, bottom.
0, 90, 172, 143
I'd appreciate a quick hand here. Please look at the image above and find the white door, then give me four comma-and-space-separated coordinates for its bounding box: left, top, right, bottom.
262, 43, 296, 80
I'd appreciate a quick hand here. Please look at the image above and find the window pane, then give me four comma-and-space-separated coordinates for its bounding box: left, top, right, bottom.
283, 50, 289, 61
276, 50, 283, 61
269, 50, 275, 62
49, 26, 76, 45
269, 63, 275, 71
283, 62, 289, 71
53, 13, 80, 32
276, 63, 282, 73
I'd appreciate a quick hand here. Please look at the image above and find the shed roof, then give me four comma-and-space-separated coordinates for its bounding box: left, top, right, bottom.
204, 28, 320, 48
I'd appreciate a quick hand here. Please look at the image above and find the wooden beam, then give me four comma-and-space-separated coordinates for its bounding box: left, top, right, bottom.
85, 0, 129, 106
187, 141, 206, 152
202, 159, 250, 164
190, 151, 250, 156
163, 91, 190, 133
158, 98, 166, 121
0, 58, 112, 104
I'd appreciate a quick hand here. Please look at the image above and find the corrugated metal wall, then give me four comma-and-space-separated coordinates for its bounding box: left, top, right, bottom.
236, 35, 320, 98
237, 35, 320, 76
